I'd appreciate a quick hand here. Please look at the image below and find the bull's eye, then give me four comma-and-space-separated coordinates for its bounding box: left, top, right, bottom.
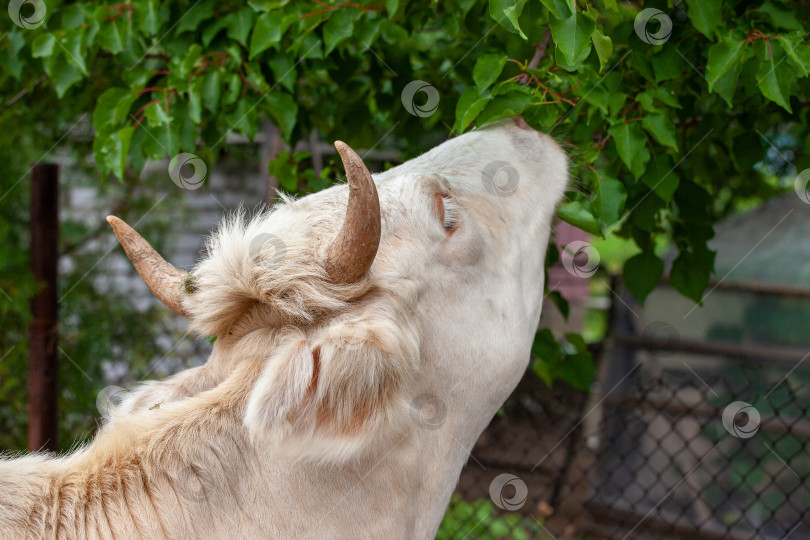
433, 192, 458, 233
441, 195, 458, 231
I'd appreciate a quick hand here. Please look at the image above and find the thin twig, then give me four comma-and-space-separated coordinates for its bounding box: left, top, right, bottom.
518, 25, 551, 85
0, 75, 47, 117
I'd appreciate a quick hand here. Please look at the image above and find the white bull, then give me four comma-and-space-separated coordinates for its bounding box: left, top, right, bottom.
0, 117, 567, 538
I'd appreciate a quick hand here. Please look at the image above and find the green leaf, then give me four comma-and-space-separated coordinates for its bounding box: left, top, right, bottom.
594, 175, 627, 231
297, 32, 324, 59
760, 1, 803, 31
756, 41, 793, 113
44, 54, 83, 98
685, 0, 722, 39
31, 34, 55, 58
538, 0, 570, 19
557, 200, 600, 235
269, 54, 297, 92
225, 8, 256, 47
143, 102, 172, 128
476, 92, 532, 125
489, 0, 529, 39
549, 12, 596, 69
324, 8, 359, 55
473, 54, 507, 92
556, 347, 595, 392
222, 72, 241, 105
93, 126, 134, 180
532, 329, 561, 376
547, 290, 569, 320
502, 5, 527, 40
653, 87, 681, 109
591, 28, 613, 71
356, 16, 385, 52
640, 153, 678, 202
778, 32, 810, 77
135, 0, 159, 36
713, 60, 742, 107
97, 15, 126, 54
226, 99, 259, 140
93, 88, 137, 135
140, 121, 179, 160
642, 112, 677, 150
250, 11, 285, 59
706, 36, 745, 91
264, 91, 298, 140
731, 132, 765, 172
202, 19, 229, 47
177, 1, 215, 33
188, 78, 203, 124
602, 0, 618, 12
669, 250, 713, 303
201, 69, 222, 112
651, 46, 682, 83
608, 122, 650, 179
61, 32, 89, 76
386, 0, 399, 18
455, 86, 490, 133
623, 250, 664, 304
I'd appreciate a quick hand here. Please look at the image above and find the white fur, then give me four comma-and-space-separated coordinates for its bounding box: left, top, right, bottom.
0, 118, 568, 538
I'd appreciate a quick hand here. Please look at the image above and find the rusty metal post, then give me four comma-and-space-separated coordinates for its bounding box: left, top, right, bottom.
28, 163, 59, 452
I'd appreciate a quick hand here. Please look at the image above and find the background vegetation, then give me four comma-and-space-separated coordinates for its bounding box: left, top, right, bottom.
0, 0, 808, 456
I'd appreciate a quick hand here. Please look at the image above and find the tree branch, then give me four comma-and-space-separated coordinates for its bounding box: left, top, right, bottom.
518, 25, 552, 85
0, 75, 47, 117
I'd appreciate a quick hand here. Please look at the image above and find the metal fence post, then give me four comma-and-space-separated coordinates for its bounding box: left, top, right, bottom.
28, 162, 59, 452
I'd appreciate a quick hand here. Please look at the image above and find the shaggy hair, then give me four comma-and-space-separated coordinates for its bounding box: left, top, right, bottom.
187, 200, 372, 336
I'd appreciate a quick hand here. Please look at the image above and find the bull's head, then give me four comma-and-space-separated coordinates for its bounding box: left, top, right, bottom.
108, 116, 567, 480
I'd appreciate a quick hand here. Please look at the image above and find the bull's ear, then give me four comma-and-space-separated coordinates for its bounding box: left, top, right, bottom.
243, 313, 419, 462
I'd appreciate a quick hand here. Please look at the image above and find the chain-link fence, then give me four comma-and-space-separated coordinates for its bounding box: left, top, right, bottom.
441, 279, 810, 540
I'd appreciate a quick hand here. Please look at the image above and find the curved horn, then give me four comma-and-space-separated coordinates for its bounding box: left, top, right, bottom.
323, 141, 381, 284
106, 216, 189, 316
